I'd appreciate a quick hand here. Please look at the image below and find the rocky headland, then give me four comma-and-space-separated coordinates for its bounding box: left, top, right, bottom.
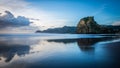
77, 16, 120, 34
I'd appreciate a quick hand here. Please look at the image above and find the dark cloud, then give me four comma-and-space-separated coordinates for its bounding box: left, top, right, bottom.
0, 11, 31, 28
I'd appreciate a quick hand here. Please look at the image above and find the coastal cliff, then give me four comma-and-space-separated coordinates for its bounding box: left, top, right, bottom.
77, 16, 120, 34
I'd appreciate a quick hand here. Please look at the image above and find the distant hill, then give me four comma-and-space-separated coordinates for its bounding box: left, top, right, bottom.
36, 26, 76, 34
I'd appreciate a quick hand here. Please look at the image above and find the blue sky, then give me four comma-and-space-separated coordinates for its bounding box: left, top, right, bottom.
26, 0, 120, 26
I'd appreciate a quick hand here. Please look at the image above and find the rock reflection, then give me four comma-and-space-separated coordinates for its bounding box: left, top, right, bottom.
77, 37, 119, 52
47, 39, 77, 44
47, 37, 120, 53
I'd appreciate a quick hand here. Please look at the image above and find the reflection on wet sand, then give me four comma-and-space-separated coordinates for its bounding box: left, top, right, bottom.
0, 37, 40, 63
47, 36, 120, 52
0, 35, 120, 68
0, 45, 30, 62
77, 37, 118, 52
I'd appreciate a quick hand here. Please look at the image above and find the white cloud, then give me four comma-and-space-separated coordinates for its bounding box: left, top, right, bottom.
112, 21, 120, 26
0, 0, 29, 11
0, 0, 69, 33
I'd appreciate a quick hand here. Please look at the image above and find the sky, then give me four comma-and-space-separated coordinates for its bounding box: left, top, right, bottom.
0, 0, 120, 33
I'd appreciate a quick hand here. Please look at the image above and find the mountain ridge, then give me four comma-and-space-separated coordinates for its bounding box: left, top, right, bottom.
36, 16, 120, 34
